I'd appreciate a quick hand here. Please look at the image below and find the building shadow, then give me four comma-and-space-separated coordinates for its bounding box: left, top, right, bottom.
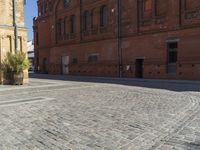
184, 141, 200, 150
29, 73, 200, 92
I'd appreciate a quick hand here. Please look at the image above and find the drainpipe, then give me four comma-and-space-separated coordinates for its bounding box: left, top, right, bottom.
13, 0, 18, 52
80, 0, 83, 41
117, 0, 123, 78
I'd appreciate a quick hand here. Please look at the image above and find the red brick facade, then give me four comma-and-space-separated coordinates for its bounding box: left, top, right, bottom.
34, 0, 200, 80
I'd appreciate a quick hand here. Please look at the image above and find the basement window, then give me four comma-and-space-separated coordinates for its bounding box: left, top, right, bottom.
88, 54, 98, 63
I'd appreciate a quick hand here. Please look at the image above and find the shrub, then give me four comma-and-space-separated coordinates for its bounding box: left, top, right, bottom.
2, 52, 30, 74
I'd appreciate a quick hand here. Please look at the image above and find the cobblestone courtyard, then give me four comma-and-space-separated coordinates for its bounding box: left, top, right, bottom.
0, 74, 200, 150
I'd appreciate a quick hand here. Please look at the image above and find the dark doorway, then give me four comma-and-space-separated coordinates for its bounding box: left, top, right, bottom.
43, 58, 48, 74
167, 42, 178, 74
135, 59, 144, 78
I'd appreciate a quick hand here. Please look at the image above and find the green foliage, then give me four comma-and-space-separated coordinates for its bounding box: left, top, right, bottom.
1, 52, 30, 74
1, 59, 11, 73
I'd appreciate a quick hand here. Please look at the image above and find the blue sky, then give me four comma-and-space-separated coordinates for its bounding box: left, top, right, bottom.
24, 0, 37, 41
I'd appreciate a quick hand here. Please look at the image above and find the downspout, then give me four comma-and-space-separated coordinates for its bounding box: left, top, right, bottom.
13, 0, 18, 52
117, 0, 123, 78
80, 0, 82, 41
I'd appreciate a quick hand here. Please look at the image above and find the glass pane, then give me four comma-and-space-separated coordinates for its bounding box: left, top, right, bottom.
168, 51, 177, 63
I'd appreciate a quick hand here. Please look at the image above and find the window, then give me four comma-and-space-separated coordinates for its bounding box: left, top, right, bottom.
64, 0, 70, 7
42, 1, 47, 15
72, 58, 78, 64
70, 15, 76, 34
155, 0, 168, 16
143, 0, 152, 18
167, 42, 178, 74
88, 54, 98, 63
185, 0, 200, 10
18, 37, 22, 52
49, 2, 53, 12
36, 32, 39, 45
83, 11, 90, 31
144, 0, 152, 12
168, 43, 178, 63
91, 9, 94, 29
100, 5, 108, 27
56, 20, 62, 37
7, 36, 12, 52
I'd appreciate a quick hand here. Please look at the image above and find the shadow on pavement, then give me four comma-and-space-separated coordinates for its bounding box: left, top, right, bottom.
29, 73, 200, 92
184, 142, 200, 150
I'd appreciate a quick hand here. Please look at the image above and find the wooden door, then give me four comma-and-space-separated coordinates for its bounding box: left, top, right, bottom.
62, 56, 69, 75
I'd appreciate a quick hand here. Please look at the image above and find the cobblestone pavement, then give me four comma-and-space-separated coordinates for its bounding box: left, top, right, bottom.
0, 74, 200, 150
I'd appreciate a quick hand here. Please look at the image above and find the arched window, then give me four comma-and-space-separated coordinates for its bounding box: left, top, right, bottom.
144, 0, 152, 12
155, 0, 168, 16
143, 0, 152, 18
42, 0, 47, 15
91, 9, 94, 29
83, 11, 90, 31
185, 0, 200, 10
49, 2, 53, 12
70, 15, 76, 34
100, 5, 108, 27
57, 19, 62, 37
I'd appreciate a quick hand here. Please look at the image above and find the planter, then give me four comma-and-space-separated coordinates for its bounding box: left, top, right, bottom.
11, 72, 24, 85
3, 72, 12, 85
1, 52, 29, 85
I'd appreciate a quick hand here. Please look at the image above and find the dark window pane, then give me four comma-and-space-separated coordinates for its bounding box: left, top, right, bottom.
167, 42, 178, 74
72, 58, 78, 64
88, 55, 98, 63
71, 15, 76, 33
168, 42, 177, 49
100, 6, 108, 27
168, 51, 177, 63
83, 11, 90, 31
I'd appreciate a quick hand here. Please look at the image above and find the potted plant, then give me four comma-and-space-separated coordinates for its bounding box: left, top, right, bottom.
1, 59, 12, 84
1, 52, 29, 85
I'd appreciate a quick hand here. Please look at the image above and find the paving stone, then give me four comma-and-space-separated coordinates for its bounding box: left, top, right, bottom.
0, 75, 200, 150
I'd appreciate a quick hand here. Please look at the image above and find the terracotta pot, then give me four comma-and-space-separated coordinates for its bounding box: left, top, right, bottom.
11, 72, 24, 85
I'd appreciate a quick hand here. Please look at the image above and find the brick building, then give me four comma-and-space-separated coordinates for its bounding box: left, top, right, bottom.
34, 0, 200, 80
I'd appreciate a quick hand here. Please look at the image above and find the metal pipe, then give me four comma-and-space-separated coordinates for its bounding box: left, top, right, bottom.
117, 0, 123, 78
80, 0, 83, 41
13, 0, 18, 51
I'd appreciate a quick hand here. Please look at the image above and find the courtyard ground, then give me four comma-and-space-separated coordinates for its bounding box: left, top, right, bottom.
0, 74, 200, 150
